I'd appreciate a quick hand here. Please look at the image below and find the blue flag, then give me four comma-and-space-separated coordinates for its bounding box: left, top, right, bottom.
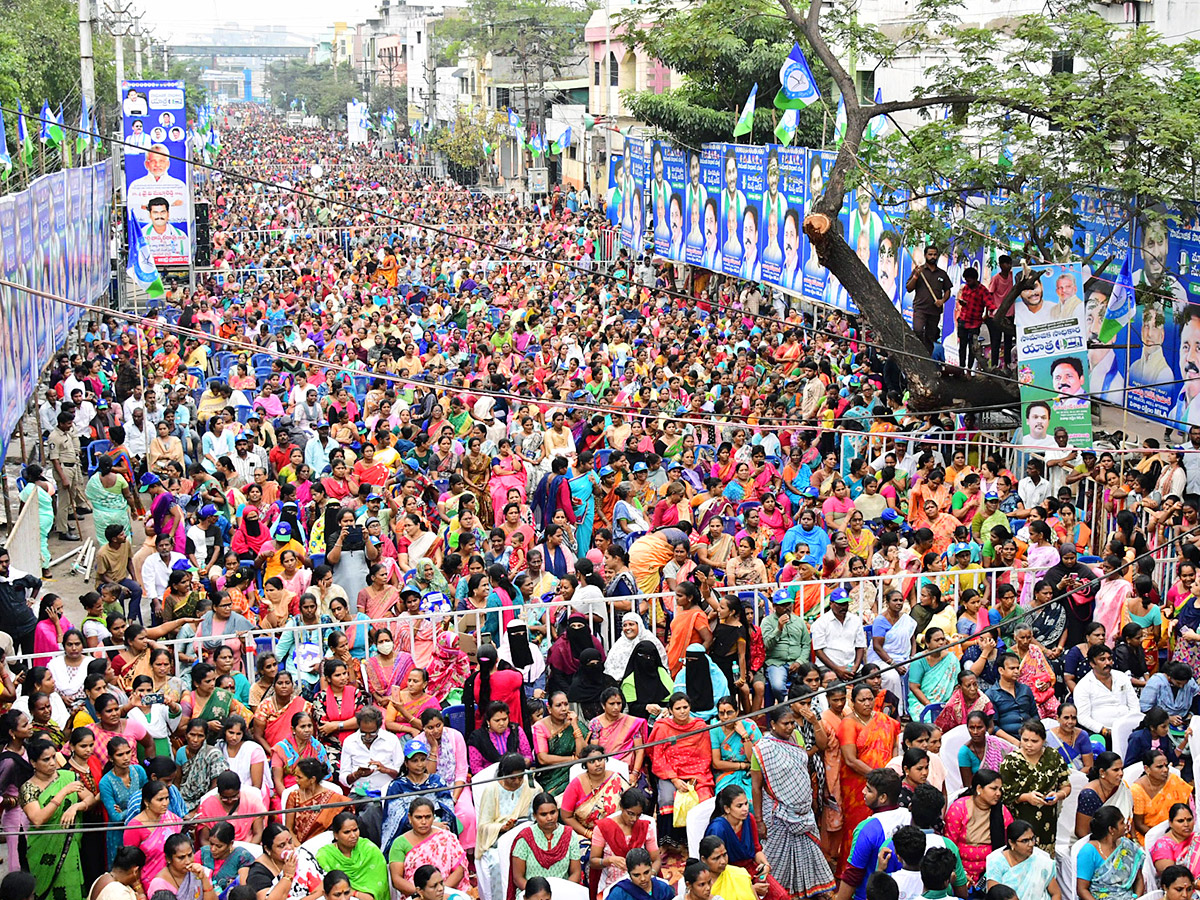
774, 43, 821, 110
507, 108, 522, 130
0, 109, 11, 179
1099, 252, 1136, 343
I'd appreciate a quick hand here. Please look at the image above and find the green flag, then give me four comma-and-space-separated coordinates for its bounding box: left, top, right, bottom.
774, 108, 800, 147
732, 84, 758, 138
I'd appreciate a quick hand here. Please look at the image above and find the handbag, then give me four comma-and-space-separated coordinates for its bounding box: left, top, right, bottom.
672, 783, 700, 827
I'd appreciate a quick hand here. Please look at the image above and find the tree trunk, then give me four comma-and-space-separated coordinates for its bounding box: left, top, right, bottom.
803, 212, 1019, 410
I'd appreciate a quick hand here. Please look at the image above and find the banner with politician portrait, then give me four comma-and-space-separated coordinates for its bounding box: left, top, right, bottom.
1015, 263, 1094, 448
0, 198, 16, 446
123, 79, 191, 267
649, 141, 687, 262
719, 145, 766, 281
620, 138, 646, 255
801, 149, 851, 309
685, 144, 724, 269
606, 154, 624, 230
48, 171, 69, 346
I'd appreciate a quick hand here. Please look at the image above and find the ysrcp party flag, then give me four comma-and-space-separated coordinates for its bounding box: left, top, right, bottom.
1099, 251, 1135, 343
733, 84, 758, 138
774, 43, 821, 111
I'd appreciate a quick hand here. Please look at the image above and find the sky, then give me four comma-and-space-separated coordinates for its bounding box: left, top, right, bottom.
136, 0, 376, 41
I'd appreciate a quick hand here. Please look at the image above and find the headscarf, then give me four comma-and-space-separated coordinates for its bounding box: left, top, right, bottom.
682, 643, 716, 712
605, 612, 668, 679
568, 648, 615, 705
410, 556, 451, 600
586, 548, 606, 578
624, 640, 671, 715
547, 614, 599, 676
426, 631, 471, 701
499, 621, 545, 682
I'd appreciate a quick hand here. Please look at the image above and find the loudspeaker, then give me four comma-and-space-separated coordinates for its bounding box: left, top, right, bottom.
194, 201, 211, 266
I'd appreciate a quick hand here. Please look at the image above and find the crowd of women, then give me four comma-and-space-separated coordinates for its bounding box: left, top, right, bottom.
8, 114, 1200, 900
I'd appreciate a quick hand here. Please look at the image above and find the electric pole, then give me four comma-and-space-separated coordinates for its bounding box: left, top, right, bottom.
134, 16, 144, 78
79, 0, 96, 116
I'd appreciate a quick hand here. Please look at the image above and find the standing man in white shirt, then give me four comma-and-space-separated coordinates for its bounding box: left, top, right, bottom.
811, 588, 867, 682
1073, 643, 1141, 746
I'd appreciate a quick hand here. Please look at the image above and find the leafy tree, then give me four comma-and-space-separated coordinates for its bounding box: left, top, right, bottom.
265, 61, 362, 121
433, 110, 507, 183
618, 0, 1200, 407
619, 0, 828, 149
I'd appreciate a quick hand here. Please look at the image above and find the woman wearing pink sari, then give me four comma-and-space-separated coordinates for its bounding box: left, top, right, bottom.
1020, 521, 1061, 608
427, 632, 472, 703
1095, 556, 1134, 642
489, 440, 528, 526
1013, 623, 1059, 717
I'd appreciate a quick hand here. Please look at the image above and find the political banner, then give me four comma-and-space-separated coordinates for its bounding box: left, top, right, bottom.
606, 154, 624, 230
620, 138, 646, 255
719, 145, 766, 281
67, 168, 84, 325
759, 146, 793, 290
0, 198, 16, 447
13, 191, 36, 395
802, 149, 850, 307
122, 79, 191, 267
650, 140, 687, 262
49, 171, 69, 346
1016, 263, 1094, 447
30, 177, 52, 374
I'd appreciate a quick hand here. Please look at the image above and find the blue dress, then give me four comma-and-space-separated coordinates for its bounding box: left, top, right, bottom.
569, 470, 599, 552
99, 764, 148, 865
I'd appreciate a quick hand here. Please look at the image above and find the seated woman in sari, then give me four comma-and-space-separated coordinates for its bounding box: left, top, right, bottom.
381, 739, 459, 852
591, 789, 661, 899
561, 744, 628, 843
200, 821, 255, 894
1151, 802, 1200, 885
476, 753, 537, 900
605, 849, 675, 900
508, 792, 584, 900
284, 756, 350, 843
984, 819, 1058, 900
1077, 805, 1145, 900
387, 797, 468, 895
531, 690, 587, 796
468, 701, 533, 775
705, 786, 790, 900
180, 662, 252, 748
698, 835, 760, 900
711, 697, 762, 800
589, 687, 647, 779
957, 711, 1014, 784
905, 627, 959, 720
1013, 623, 1060, 718
174, 719, 230, 813
935, 670, 994, 732
315, 812, 391, 900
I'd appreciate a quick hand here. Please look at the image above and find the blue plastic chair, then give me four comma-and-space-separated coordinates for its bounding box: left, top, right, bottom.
85, 439, 113, 474
251, 353, 273, 368
235, 406, 254, 424
444, 704, 466, 735
919, 703, 944, 724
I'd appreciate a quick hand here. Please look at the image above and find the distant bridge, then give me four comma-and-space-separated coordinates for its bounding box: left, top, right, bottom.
170, 45, 310, 59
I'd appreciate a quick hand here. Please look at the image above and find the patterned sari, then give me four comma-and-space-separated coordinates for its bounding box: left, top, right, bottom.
286, 785, 350, 842
588, 713, 648, 771
1080, 837, 1146, 900
934, 688, 993, 732
1017, 643, 1060, 717
752, 735, 837, 900
389, 828, 469, 883
563, 771, 626, 832
21, 771, 85, 900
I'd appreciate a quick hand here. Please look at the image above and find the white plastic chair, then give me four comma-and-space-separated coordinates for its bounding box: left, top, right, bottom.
1123, 761, 1145, 785
1057, 833, 1089, 900
470, 762, 500, 805
566, 758, 630, 786
685, 797, 717, 858
280, 780, 343, 810
299, 829, 335, 856
544, 878, 589, 900
495, 825, 523, 897
939, 725, 970, 796
233, 840, 260, 855
1055, 769, 1089, 865
1137, 892, 1165, 900
1112, 713, 1143, 760
1142, 820, 1170, 891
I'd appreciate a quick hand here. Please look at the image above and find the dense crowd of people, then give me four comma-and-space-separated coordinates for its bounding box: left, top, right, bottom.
4, 116, 1200, 900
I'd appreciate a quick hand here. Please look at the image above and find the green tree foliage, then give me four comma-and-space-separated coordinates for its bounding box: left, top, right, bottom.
618, 0, 828, 149
438, 0, 593, 82
265, 61, 363, 121
433, 109, 506, 172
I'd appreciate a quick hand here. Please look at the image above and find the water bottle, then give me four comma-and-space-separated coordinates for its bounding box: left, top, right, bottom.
732, 660, 740, 682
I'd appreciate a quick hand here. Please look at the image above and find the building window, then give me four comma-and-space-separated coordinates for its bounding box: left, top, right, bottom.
609, 51, 618, 87
857, 70, 875, 102
594, 60, 601, 86
416, 30, 422, 43
1051, 51, 1073, 74
496, 86, 510, 110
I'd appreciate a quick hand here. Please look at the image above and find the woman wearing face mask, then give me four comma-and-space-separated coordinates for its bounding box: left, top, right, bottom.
365, 628, 414, 708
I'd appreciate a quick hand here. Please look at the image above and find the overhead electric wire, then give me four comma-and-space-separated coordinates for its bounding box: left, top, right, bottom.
10, 514, 1199, 836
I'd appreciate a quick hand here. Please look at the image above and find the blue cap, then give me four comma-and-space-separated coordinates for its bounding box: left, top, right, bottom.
632, 461, 648, 473
199, 504, 218, 518
881, 508, 901, 522
667, 461, 682, 470
829, 588, 850, 604
771, 589, 794, 606
984, 491, 1000, 501
367, 492, 384, 501
274, 522, 293, 538
138, 472, 161, 492
802, 486, 819, 498
950, 541, 973, 556
403, 457, 420, 469
402, 739, 430, 758
598, 465, 616, 477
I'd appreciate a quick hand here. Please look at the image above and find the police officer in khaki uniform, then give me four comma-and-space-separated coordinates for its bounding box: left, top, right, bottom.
47, 411, 84, 540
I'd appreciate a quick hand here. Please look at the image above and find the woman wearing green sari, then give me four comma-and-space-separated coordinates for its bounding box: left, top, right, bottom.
180, 662, 251, 744
1076, 805, 1145, 900
905, 627, 960, 719
174, 719, 230, 813
315, 812, 391, 900
19, 737, 91, 900
84, 455, 135, 549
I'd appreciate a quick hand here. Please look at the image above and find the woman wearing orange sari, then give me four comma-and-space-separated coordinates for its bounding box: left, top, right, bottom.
837, 684, 901, 868
666, 583, 712, 676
